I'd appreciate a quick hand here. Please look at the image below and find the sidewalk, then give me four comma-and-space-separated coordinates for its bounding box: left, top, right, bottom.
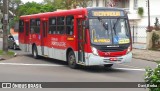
132, 43, 147, 49
132, 49, 160, 62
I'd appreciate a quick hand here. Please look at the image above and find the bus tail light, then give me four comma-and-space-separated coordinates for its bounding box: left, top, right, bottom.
91, 47, 99, 56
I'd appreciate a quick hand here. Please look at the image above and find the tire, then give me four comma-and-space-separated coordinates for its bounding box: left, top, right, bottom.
67, 51, 77, 69
104, 64, 113, 68
13, 44, 17, 50
32, 46, 39, 59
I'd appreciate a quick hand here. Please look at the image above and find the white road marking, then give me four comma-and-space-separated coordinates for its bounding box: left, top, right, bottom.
114, 68, 145, 71
0, 63, 145, 71
0, 63, 64, 67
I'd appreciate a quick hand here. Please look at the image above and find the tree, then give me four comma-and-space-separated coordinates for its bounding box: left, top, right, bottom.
17, 2, 55, 16
43, 0, 91, 10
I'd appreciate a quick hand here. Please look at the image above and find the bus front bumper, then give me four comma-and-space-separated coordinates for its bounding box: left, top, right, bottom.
86, 52, 132, 66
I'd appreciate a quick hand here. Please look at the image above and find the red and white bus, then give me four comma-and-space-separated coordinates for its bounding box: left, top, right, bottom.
19, 7, 132, 68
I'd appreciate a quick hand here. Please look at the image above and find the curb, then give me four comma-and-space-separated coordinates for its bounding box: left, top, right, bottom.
133, 57, 158, 62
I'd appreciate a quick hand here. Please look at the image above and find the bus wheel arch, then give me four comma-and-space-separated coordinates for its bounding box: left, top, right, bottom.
32, 43, 39, 59
66, 48, 78, 69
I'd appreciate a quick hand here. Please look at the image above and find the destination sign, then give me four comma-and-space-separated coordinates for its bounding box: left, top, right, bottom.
92, 11, 122, 16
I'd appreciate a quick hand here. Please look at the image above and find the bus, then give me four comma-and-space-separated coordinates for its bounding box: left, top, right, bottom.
19, 7, 132, 68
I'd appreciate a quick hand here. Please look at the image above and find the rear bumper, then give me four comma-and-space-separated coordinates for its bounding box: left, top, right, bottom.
86, 52, 132, 66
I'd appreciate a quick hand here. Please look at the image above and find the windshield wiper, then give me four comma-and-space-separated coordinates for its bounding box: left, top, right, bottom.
97, 17, 109, 32
113, 17, 121, 36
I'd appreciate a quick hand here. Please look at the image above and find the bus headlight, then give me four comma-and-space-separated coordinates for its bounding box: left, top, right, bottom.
91, 47, 99, 56
127, 45, 132, 54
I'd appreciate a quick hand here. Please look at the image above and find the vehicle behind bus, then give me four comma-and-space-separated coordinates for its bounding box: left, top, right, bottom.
19, 7, 132, 69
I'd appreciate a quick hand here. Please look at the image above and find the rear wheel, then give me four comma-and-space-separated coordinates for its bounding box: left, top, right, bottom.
32, 46, 39, 59
67, 51, 77, 69
104, 64, 113, 68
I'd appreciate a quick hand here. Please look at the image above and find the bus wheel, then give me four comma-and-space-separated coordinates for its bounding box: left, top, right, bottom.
32, 46, 39, 59
68, 51, 77, 69
104, 64, 113, 68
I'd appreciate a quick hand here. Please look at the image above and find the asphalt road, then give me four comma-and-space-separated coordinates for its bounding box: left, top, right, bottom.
0, 39, 158, 91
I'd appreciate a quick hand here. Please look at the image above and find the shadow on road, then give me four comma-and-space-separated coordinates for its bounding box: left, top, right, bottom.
24, 55, 127, 73
9, 49, 131, 73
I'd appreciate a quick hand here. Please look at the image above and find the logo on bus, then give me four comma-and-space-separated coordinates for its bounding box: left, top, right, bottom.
51, 38, 66, 47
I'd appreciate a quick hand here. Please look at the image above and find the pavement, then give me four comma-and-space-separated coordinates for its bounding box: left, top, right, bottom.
132, 48, 160, 62
132, 43, 147, 49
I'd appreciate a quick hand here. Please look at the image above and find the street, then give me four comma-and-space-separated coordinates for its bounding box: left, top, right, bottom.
0, 40, 157, 91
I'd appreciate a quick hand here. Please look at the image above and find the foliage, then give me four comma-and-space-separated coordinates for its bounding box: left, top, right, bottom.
137, 7, 144, 17
145, 64, 160, 91
152, 32, 160, 48
154, 17, 160, 31
43, 0, 90, 9
17, 2, 55, 16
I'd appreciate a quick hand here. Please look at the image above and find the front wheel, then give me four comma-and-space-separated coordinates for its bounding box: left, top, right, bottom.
104, 64, 113, 68
67, 51, 77, 69
32, 46, 39, 59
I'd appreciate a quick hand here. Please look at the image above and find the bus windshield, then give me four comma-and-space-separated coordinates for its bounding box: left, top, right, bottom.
89, 18, 130, 45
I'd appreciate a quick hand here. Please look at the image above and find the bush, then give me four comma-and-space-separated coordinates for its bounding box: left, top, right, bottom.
138, 7, 144, 17
145, 64, 160, 91
152, 32, 160, 48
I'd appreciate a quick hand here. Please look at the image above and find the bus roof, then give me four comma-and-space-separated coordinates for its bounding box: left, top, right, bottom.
20, 7, 125, 19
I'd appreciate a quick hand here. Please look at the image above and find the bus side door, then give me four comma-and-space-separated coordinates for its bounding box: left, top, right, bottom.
77, 19, 85, 63
24, 20, 29, 52
41, 19, 48, 55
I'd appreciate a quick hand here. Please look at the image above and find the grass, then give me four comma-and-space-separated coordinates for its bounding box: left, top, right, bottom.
156, 61, 160, 64
0, 50, 15, 55
0, 50, 15, 60
149, 47, 160, 51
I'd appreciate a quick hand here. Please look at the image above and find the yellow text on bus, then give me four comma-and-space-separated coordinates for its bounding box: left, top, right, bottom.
92, 11, 121, 16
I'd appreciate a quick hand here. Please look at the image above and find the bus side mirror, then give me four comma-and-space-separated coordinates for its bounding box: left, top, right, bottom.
83, 20, 89, 29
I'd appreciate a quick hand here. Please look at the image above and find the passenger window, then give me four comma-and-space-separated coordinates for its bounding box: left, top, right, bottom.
66, 16, 74, 35
30, 19, 40, 34
57, 17, 65, 34
49, 17, 56, 34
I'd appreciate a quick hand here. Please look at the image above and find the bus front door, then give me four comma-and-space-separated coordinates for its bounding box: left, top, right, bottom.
77, 19, 85, 64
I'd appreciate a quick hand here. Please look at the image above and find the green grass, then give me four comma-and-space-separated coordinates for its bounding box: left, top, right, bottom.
0, 50, 3, 55
149, 47, 160, 51
156, 61, 160, 64
0, 50, 15, 56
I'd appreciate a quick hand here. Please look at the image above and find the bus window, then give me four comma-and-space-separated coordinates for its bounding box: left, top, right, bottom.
30, 19, 40, 34
35, 19, 40, 34
19, 20, 24, 33
49, 17, 56, 34
57, 17, 65, 34
66, 16, 74, 35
